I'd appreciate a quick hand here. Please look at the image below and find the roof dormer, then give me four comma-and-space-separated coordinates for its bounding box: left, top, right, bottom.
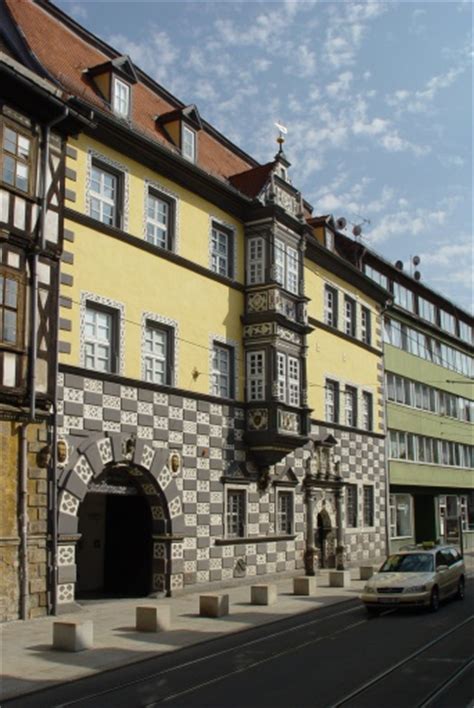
85, 55, 137, 119
156, 104, 202, 163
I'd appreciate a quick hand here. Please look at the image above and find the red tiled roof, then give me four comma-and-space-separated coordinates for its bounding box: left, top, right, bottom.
5, 0, 256, 182
228, 162, 275, 199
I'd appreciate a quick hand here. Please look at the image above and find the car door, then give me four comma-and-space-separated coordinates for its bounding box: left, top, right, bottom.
435, 550, 451, 598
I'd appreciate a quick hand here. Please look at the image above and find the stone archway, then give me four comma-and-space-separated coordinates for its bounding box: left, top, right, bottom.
56, 433, 184, 607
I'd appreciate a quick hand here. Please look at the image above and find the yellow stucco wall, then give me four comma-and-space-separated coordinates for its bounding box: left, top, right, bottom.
61, 134, 245, 399
305, 259, 383, 433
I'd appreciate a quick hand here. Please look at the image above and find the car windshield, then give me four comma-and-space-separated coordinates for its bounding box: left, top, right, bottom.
380, 553, 434, 573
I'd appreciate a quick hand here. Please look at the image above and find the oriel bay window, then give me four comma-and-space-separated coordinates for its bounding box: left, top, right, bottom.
90, 161, 122, 227
247, 237, 265, 285
277, 352, 300, 406
226, 489, 246, 538
144, 323, 172, 385
1, 122, 33, 194
84, 305, 118, 373
146, 189, 174, 249
247, 350, 265, 401
274, 239, 299, 295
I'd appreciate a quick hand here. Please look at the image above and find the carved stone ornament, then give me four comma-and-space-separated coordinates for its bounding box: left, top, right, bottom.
248, 408, 268, 431
248, 292, 267, 313
170, 452, 181, 474
57, 438, 69, 465
278, 409, 299, 434
122, 434, 136, 461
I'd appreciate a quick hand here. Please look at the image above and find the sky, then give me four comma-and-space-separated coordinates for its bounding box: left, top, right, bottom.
57, 0, 473, 313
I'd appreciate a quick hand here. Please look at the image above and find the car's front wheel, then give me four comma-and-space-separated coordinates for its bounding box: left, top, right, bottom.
456, 577, 465, 600
429, 586, 440, 612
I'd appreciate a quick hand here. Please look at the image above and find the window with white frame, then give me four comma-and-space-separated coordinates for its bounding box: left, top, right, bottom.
211, 223, 233, 278
363, 485, 374, 527
346, 484, 358, 527
344, 296, 356, 337
84, 305, 116, 372
212, 343, 233, 398
247, 237, 265, 285
459, 321, 473, 345
440, 309, 456, 335
226, 488, 246, 537
389, 494, 412, 538
361, 306, 371, 345
277, 352, 300, 406
365, 264, 388, 290
344, 386, 357, 427
144, 322, 171, 385
274, 239, 299, 295
325, 379, 339, 423
418, 297, 436, 325
247, 350, 265, 401
146, 189, 174, 250
1, 122, 33, 194
112, 77, 130, 117
277, 490, 293, 534
361, 391, 373, 431
324, 229, 334, 251
393, 282, 414, 312
324, 285, 338, 327
90, 161, 121, 227
182, 125, 196, 162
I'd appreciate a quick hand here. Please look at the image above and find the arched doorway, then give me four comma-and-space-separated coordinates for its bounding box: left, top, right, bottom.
76, 466, 154, 598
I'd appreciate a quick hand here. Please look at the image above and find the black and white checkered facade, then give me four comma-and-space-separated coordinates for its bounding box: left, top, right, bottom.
55, 370, 387, 605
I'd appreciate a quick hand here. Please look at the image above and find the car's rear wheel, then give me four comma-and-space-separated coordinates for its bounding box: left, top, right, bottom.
430, 586, 440, 612
456, 577, 465, 600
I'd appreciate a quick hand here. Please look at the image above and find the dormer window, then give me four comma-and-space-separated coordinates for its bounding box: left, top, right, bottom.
278, 165, 287, 181
325, 229, 334, 251
113, 77, 130, 118
182, 125, 196, 162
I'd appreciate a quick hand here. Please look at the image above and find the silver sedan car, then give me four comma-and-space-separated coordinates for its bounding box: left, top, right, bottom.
361, 545, 465, 615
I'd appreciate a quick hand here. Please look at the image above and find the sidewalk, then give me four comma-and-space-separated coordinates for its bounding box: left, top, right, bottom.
0, 570, 365, 701
2, 553, 473, 702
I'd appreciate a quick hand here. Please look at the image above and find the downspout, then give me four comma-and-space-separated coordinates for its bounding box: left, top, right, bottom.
379, 299, 393, 556
23, 108, 69, 619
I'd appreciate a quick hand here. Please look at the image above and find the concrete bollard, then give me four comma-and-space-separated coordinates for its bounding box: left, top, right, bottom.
250, 584, 277, 606
359, 566, 375, 581
329, 570, 351, 588
199, 594, 229, 618
293, 576, 316, 596
136, 605, 171, 632
53, 620, 93, 652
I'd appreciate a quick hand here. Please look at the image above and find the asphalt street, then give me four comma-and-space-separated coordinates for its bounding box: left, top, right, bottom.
4, 579, 473, 708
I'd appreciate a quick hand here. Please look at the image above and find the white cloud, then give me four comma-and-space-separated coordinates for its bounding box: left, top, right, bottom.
323, 1, 387, 68
386, 65, 466, 115
69, 3, 87, 21
107, 30, 179, 85
326, 71, 353, 98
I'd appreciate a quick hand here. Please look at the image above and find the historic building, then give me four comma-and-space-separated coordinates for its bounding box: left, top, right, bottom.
336, 233, 474, 552
1, 0, 392, 613
0, 27, 85, 619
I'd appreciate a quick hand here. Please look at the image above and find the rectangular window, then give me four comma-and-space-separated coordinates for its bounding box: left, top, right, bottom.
344, 386, 357, 427
146, 190, 174, 249
363, 486, 374, 527
459, 321, 473, 345
288, 356, 300, 407
393, 282, 414, 312
182, 125, 196, 162
212, 343, 233, 398
389, 494, 412, 538
324, 229, 334, 251
274, 239, 299, 295
440, 309, 456, 335
247, 350, 265, 401
324, 285, 338, 327
144, 323, 172, 385
277, 352, 286, 402
361, 391, 373, 431
418, 297, 436, 325
346, 484, 358, 528
112, 77, 130, 117
84, 305, 117, 373
1, 122, 32, 194
361, 307, 371, 345
90, 161, 121, 227
277, 491, 293, 534
344, 296, 356, 337
247, 237, 265, 285
227, 489, 246, 538
325, 380, 339, 423
0, 269, 23, 348
211, 224, 233, 278
365, 265, 388, 290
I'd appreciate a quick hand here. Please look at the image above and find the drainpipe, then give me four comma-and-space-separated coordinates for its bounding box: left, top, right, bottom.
19, 424, 28, 619
379, 299, 393, 557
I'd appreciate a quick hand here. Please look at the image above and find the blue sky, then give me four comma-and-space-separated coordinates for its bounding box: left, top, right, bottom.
57, 0, 473, 313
